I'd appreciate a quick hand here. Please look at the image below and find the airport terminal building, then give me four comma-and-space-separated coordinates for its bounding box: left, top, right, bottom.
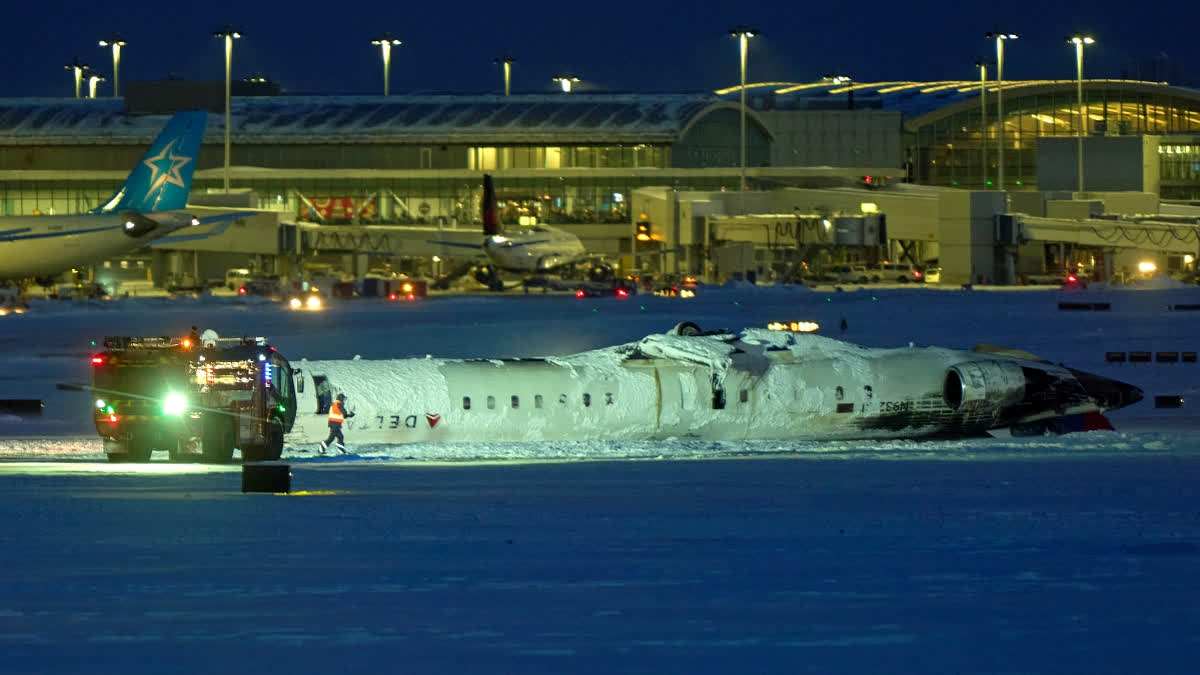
2, 77, 1200, 287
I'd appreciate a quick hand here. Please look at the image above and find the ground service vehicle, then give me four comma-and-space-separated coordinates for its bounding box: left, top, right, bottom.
90, 334, 297, 463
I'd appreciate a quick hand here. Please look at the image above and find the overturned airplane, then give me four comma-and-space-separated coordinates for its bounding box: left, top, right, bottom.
286, 322, 1143, 446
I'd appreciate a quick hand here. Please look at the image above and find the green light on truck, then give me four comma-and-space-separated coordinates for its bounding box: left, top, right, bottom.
163, 392, 188, 416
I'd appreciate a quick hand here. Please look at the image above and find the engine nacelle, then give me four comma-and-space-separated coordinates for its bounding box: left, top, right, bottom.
119, 210, 159, 238
943, 360, 1026, 412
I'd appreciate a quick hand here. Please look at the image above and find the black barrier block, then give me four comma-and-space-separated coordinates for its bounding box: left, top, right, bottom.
0, 399, 42, 415
1155, 395, 1184, 409
1129, 351, 1152, 363
242, 464, 291, 493
1058, 302, 1092, 311
1157, 352, 1180, 363
1185, 352, 1198, 363
55, 383, 84, 391
1105, 352, 1127, 363
1091, 302, 1111, 311
1173, 304, 1200, 311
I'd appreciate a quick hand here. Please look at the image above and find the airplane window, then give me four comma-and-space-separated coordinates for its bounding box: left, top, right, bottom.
582, 393, 591, 407
487, 395, 496, 410
462, 396, 471, 410
739, 389, 749, 403
835, 386, 844, 401
558, 394, 567, 405
511, 395, 519, 409
605, 393, 613, 405
535, 395, 543, 408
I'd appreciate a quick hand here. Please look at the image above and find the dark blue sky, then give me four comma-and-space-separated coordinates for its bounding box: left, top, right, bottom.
4, 0, 1197, 98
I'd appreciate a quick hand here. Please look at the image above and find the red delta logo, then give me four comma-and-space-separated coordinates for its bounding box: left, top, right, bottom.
425, 413, 441, 429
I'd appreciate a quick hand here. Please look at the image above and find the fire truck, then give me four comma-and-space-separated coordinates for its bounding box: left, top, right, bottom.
90, 333, 298, 463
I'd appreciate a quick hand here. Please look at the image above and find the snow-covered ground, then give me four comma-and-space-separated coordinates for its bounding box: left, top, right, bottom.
1, 281, 1199, 672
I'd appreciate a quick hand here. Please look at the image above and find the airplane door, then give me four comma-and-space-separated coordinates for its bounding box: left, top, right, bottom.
272, 354, 298, 431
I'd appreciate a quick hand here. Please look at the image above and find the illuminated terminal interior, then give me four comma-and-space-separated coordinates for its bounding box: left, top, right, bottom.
2, 77, 1200, 287
722, 79, 1200, 196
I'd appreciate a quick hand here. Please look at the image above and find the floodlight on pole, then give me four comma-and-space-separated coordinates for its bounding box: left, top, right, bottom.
985, 29, 1017, 191
371, 33, 402, 96
553, 75, 580, 92
494, 54, 516, 96
729, 24, 758, 215
1067, 34, 1095, 194
213, 25, 243, 193
86, 71, 105, 99
975, 58, 989, 187
823, 71, 854, 109
64, 58, 89, 99
98, 34, 126, 98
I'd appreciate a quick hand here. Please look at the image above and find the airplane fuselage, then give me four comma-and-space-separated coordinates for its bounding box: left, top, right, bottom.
0, 212, 195, 280
285, 328, 1141, 446
483, 225, 588, 273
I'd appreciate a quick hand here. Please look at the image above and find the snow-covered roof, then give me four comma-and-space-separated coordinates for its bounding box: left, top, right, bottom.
0, 94, 720, 145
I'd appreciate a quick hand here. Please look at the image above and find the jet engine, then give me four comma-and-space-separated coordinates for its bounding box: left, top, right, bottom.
119, 210, 159, 238
942, 360, 1026, 412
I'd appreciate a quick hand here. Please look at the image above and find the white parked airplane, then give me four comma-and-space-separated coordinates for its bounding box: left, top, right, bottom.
286, 322, 1143, 447
430, 174, 589, 290
0, 110, 252, 284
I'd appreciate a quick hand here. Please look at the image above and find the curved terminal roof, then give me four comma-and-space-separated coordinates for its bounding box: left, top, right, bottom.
0, 94, 721, 145
717, 79, 1200, 123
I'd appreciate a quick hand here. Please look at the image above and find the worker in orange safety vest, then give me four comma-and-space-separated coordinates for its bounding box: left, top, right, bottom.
319, 393, 355, 455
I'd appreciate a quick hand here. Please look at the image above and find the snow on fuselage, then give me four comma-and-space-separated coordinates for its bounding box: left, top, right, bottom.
284, 328, 1121, 446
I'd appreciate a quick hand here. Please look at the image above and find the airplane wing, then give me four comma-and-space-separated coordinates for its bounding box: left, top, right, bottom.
426, 239, 483, 250
972, 343, 1050, 363
490, 238, 555, 248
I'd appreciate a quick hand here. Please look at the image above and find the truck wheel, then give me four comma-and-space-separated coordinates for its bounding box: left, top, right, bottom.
243, 418, 285, 462
201, 417, 235, 464
264, 418, 285, 461
126, 435, 153, 462
107, 435, 152, 463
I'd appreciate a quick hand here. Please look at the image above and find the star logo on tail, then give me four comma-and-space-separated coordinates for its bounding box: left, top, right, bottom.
142, 139, 193, 197
425, 413, 441, 429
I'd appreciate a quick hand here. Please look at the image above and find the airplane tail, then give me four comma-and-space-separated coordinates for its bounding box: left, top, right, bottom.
90, 110, 208, 215
482, 173, 501, 236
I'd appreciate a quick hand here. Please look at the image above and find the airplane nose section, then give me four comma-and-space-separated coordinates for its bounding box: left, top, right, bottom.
1069, 368, 1144, 411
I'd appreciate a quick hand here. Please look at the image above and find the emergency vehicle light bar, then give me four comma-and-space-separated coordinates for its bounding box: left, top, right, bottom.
206, 336, 269, 346
102, 336, 178, 349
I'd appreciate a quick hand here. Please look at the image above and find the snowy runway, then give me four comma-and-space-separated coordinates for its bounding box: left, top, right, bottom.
2, 284, 1200, 671
1, 452, 1198, 673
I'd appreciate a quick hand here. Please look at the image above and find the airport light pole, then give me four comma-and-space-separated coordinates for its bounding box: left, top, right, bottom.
1068, 34, 1095, 193
553, 75, 580, 92
729, 25, 758, 215
98, 34, 126, 98
985, 29, 1017, 191
64, 58, 89, 99
214, 25, 242, 193
371, 33, 402, 96
86, 71, 105, 98
494, 54, 516, 96
975, 58, 988, 188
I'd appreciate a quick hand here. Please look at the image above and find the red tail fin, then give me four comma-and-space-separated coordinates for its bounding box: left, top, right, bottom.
482, 174, 500, 236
